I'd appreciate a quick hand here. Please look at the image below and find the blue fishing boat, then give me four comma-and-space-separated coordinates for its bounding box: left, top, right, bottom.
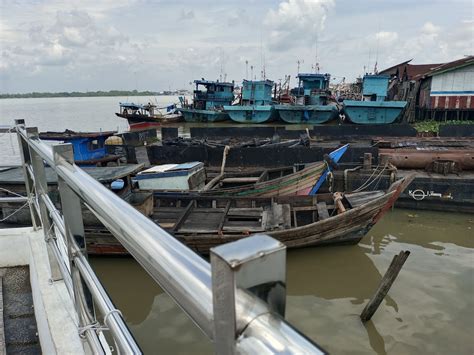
275, 73, 338, 124
342, 75, 407, 124
38, 130, 121, 166
180, 80, 234, 122
224, 79, 275, 123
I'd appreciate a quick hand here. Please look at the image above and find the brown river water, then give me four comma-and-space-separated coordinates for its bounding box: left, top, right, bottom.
1, 97, 473, 353
91, 208, 474, 354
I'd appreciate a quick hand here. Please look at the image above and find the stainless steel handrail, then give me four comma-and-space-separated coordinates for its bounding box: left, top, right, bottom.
16, 124, 323, 354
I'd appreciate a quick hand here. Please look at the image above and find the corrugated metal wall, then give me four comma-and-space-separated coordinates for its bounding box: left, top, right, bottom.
430, 64, 474, 109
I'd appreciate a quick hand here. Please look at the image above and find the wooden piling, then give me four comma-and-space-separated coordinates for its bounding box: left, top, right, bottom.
360, 250, 410, 322
363, 153, 372, 170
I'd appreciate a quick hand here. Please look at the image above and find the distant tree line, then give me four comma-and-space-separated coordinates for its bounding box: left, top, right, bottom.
0, 90, 164, 99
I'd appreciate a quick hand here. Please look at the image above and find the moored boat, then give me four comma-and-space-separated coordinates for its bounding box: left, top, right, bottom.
224, 79, 276, 123
146, 144, 349, 197
275, 73, 338, 124
115, 102, 183, 130
85, 174, 414, 255
180, 80, 234, 122
38, 130, 122, 166
342, 75, 407, 124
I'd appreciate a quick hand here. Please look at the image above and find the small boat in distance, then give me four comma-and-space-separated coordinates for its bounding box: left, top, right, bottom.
342, 75, 407, 124
275, 73, 338, 124
179, 80, 234, 122
224, 79, 276, 123
116, 102, 183, 130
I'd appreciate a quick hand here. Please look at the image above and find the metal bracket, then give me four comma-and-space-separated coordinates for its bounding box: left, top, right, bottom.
210, 234, 286, 354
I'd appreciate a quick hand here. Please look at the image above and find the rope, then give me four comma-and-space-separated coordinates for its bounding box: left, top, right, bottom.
353, 163, 388, 192
78, 321, 109, 338
0, 186, 24, 197
0, 201, 29, 222
103, 308, 124, 326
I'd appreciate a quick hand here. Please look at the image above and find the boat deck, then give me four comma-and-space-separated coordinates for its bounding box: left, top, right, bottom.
0, 266, 40, 354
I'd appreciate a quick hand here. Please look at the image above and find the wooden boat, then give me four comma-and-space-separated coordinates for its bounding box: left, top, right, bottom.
180, 80, 234, 122
84, 174, 414, 255
224, 80, 276, 123
342, 75, 407, 124
198, 144, 348, 197
275, 73, 338, 124
116, 102, 183, 130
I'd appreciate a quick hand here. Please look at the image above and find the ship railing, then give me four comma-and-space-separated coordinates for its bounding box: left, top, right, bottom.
13, 119, 325, 354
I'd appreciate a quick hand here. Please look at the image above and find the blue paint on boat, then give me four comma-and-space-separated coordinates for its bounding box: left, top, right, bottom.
224, 79, 275, 123
309, 144, 349, 195
276, 73, 338, 124
180, 80, 234, 122
343, 75, 407, 124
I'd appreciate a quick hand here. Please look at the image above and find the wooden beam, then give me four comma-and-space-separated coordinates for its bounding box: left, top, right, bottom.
217, 201, 231, 232
316, 202, 330, 220
360, 250, 410, 322
172, 200, 194, 232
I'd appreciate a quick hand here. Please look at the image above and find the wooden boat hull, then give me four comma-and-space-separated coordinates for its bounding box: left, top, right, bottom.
115, 112, 183, 129
180, 108, 229, 122
275, 104, 338, 124
224, 105, 275, 123
84, 174, 413, 255
342, 100, 407, 124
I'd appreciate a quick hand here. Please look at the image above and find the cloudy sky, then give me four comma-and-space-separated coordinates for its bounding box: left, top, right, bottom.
1, 0, 472, 93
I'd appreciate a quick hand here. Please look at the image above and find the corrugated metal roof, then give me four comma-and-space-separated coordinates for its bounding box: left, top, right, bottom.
416, 56, 474, 79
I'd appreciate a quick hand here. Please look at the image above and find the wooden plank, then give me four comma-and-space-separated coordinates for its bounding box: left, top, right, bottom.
317, 202, 330, 220
360, 251, 410, 322
221, 177, 259, 184
172, 200, 194, 232
217, 201, 231, 232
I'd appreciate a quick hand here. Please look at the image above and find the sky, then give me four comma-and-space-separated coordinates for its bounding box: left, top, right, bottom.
0, 0, 473, 93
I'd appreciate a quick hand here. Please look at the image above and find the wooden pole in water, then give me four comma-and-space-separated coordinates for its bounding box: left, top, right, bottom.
360, 250, 410, 322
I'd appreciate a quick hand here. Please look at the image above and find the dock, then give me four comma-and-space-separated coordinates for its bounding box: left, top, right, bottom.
0, 120, 326, 354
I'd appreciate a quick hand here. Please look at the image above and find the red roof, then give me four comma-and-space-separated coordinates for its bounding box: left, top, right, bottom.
379, 60, 441, 80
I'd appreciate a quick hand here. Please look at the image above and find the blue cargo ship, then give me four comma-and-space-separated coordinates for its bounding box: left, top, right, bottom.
180, 80, 234, 122
275, 73, 338, 124
224, 79, 275, 123
342, 75, 407, 124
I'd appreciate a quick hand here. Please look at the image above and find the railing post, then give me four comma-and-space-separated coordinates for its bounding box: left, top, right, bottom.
210, 235, 287, 354
26, 127, 63, 282
52, 144, 99, 348
14, 119, 40, 229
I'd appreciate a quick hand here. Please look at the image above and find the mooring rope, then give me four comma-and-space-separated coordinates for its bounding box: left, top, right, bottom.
353, 163, 389, 192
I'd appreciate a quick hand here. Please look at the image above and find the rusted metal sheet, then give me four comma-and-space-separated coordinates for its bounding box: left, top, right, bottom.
430, 95, 474, 109
379, 148, 474, 170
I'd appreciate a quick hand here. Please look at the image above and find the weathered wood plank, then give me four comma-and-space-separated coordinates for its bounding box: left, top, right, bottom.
172, 201, 194, 232
317, 202, 330, 220
217, 201, 231, 232
360, 250, 410, 322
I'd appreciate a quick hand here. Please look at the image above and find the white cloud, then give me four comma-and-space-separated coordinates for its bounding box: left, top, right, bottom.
421, 22, 440, 36
375, 31, 399, 46
264, 0, 335, 51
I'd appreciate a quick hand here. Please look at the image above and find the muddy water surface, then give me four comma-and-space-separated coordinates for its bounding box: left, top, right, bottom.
91, 209, 474, 354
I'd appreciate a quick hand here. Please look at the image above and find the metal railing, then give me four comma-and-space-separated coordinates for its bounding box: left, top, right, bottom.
13, 120, 325, 354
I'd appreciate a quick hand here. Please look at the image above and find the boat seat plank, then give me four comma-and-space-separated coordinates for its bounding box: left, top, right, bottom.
220, 177, 259, 184
317, 202, 330, 220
